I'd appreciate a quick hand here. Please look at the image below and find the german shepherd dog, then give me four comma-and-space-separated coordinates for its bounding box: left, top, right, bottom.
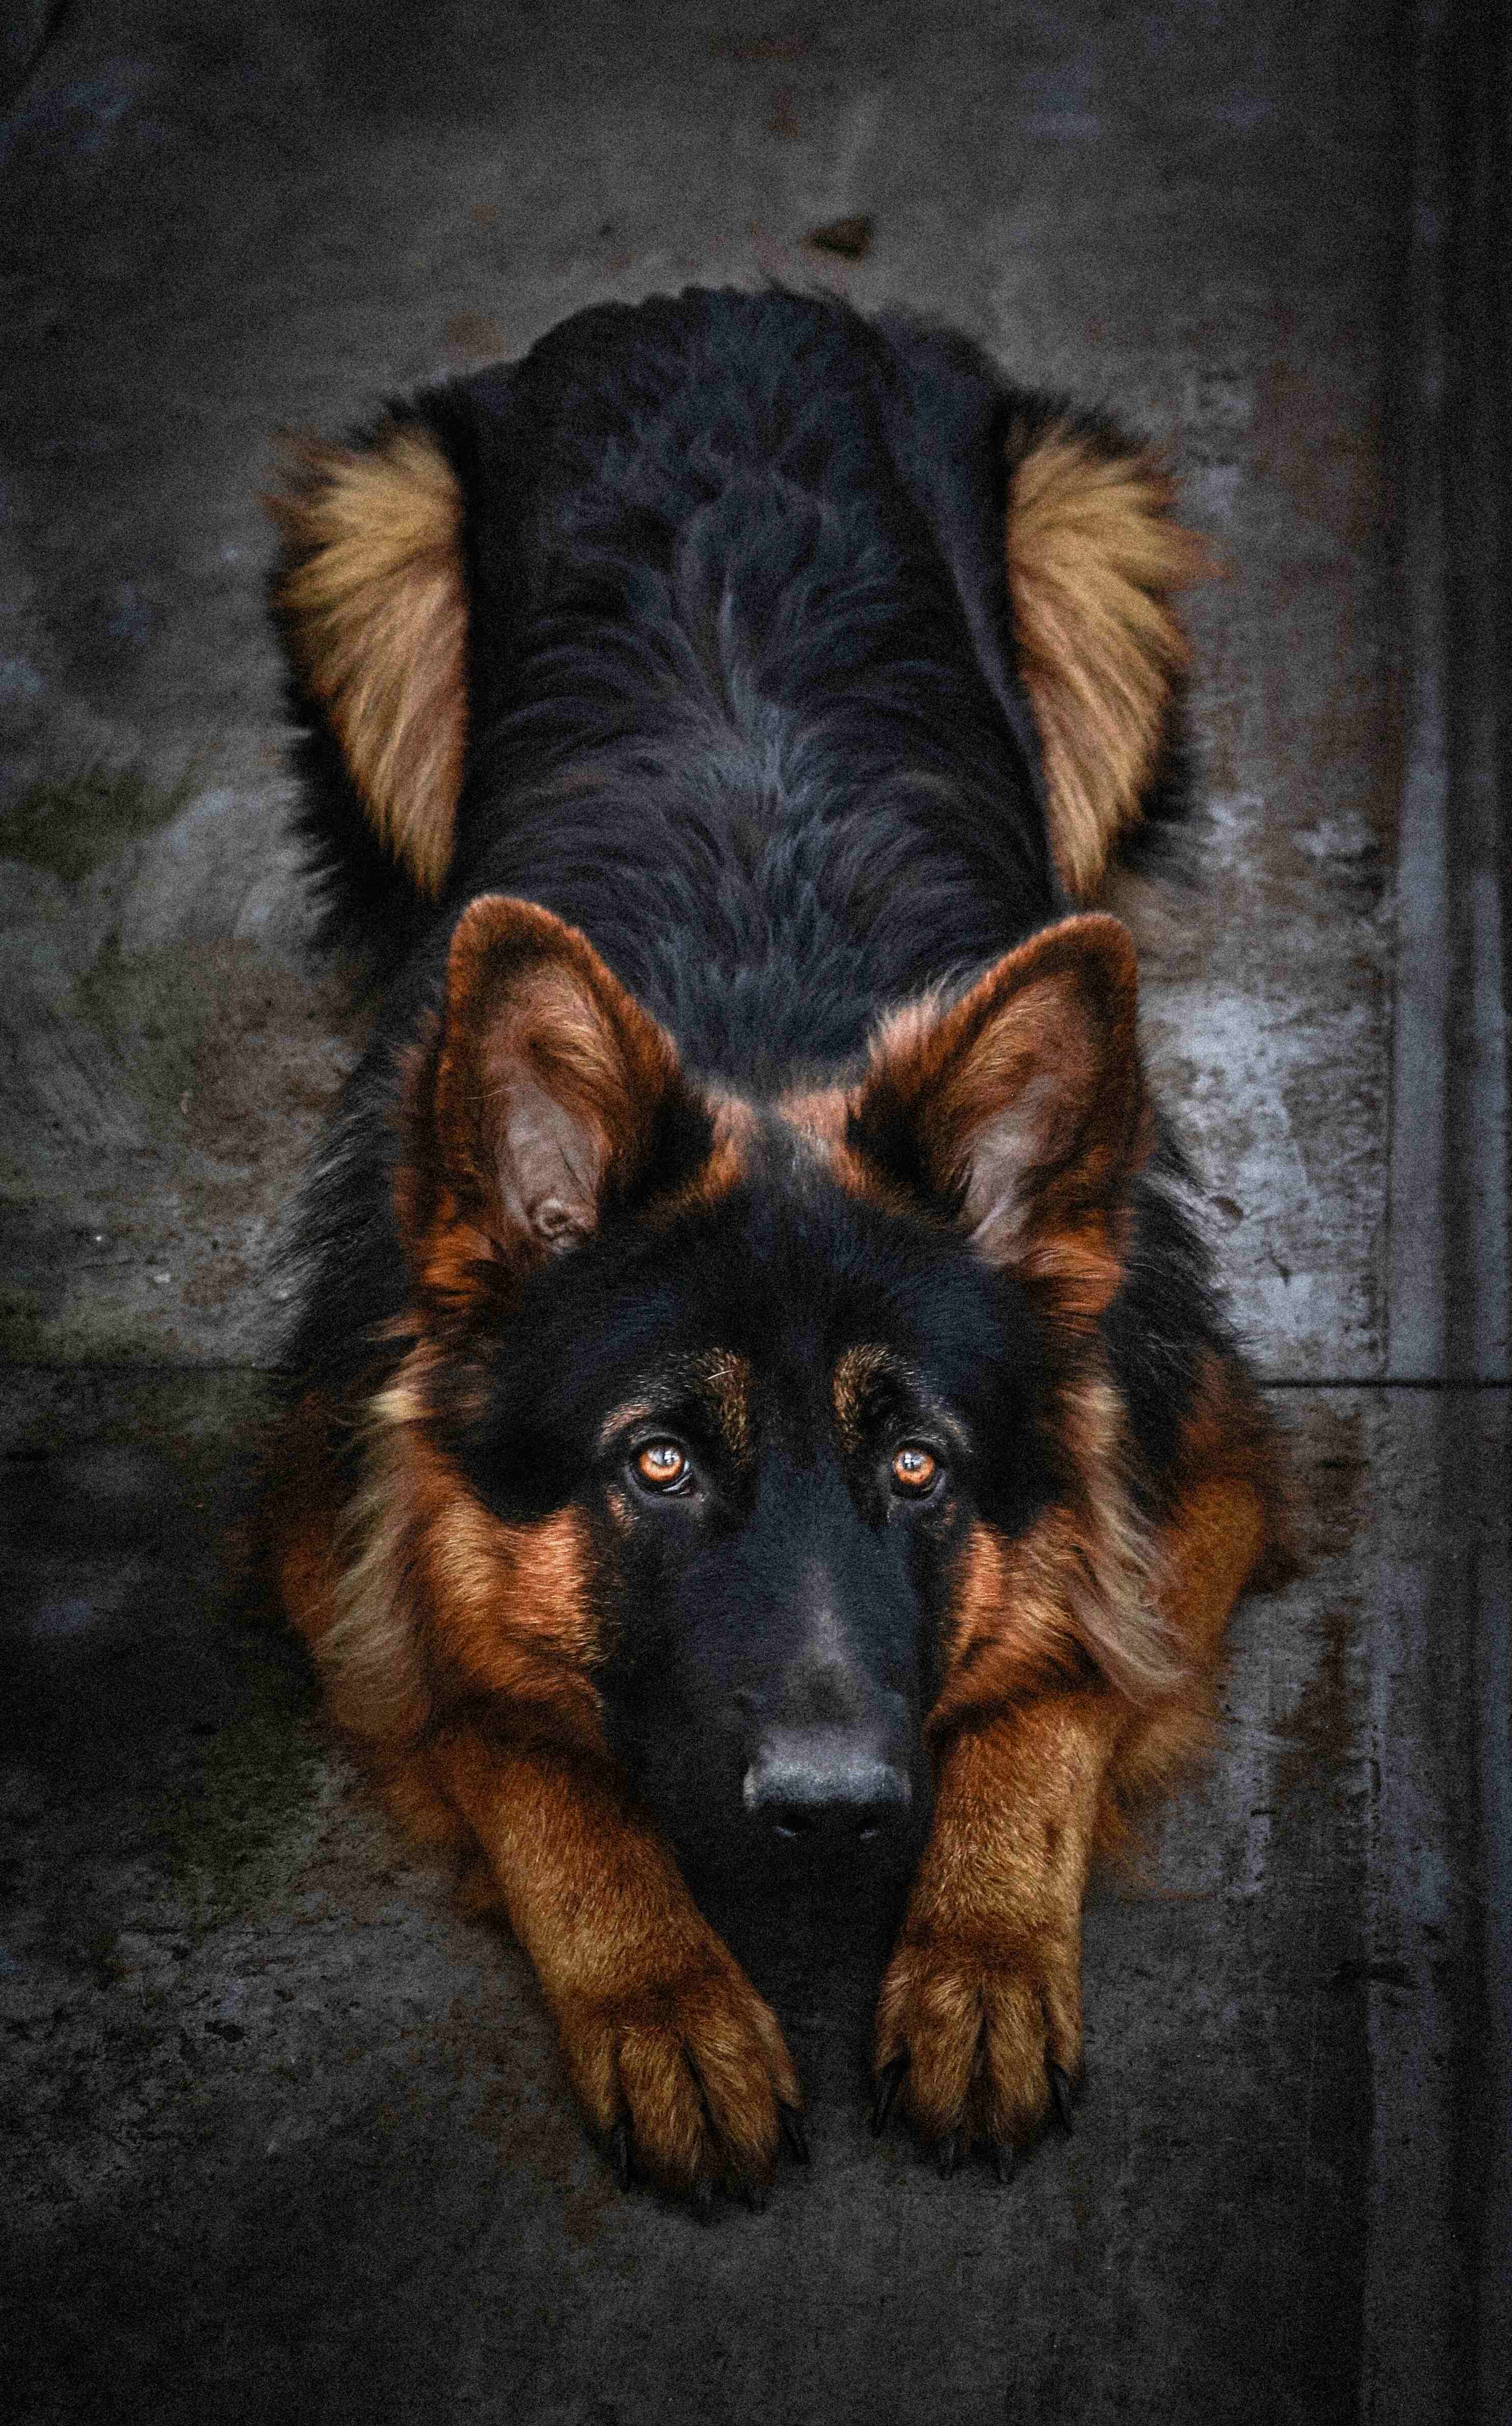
265, 289, 1287, 2208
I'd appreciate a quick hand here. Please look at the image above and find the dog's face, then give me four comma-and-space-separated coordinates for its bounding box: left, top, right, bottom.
445, 1127, 1061, 1885
380, 892, 1164, 1884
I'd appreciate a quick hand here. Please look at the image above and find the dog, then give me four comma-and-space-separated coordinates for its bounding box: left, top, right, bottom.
263, 288, 1288, 2208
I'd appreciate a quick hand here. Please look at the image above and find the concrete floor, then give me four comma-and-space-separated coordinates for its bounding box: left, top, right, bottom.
2, 4, 1507, 2421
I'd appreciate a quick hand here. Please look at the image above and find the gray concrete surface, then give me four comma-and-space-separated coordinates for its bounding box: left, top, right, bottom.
2, 4, 1506, 2421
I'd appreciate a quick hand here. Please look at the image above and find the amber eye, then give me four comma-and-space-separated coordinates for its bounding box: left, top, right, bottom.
890, 1445, 939, 1495
634, 1441, 691, 1493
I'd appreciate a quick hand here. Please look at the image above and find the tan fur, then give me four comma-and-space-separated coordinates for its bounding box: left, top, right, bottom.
314, 1364, 605, 1753
775, 1082, 853, 1147
1005, 418, 1214, 899
640, 1098, 752, 1229
269, 423, 467, 898
933, 1367, 1175, 1715
264, 1387, 343, 1646
697, 1348, 756, 1462
1100, 1346, 1295, 1824
288, 1373, 801, 2189
775, 1080, 929, 1223
803, 923, 1175, 1703
595, 1350, 756, 1467
876, 1689, 1117, 2143
437, 1729, 800, 2190
307, 1337, 800, 2190
831, 1343, 893, 1452
267, 1340, 803, 2189
853, 916, 1153, 1326
399, 896, 689, 1289
876, 1340, 1285, 2150
267, 896, 1285, 2186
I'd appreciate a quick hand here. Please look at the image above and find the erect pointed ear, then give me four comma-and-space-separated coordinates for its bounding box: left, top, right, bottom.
397, 897, 712, 1286
847, 915, 1151, 1321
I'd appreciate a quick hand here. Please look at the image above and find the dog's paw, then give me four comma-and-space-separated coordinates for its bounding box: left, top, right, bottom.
555, 1941, 805, 2209
871, 1922, 1084, 2176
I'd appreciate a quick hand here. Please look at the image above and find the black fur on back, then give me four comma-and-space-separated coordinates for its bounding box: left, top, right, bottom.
282, 291, 1230, 1518
291, 292, 1063, 1072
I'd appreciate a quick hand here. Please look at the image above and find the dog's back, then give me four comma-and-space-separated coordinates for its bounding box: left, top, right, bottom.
283, 293, 1062, 1074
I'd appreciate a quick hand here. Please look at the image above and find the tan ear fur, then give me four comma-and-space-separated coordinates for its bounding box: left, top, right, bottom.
398, 896, 688, 1287
269, 422, 467, 899
853, 914, 1151, 1321
1004, 414, 1214, 900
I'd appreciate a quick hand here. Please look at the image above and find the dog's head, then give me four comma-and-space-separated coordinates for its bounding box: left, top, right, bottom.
346, 895, 1168, 1887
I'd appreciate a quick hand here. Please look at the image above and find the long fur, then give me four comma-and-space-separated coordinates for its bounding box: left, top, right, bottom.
269, 417, 468, 906
264, 291, 1286, 2198
1004, 403, 1215, 897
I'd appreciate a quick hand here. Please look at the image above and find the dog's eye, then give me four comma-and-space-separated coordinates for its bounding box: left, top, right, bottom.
890, 1444, 940, 1496
633, 1441, 693, 1494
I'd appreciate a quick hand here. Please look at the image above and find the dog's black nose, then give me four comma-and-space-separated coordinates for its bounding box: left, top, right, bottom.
742, 1728, 913, 1848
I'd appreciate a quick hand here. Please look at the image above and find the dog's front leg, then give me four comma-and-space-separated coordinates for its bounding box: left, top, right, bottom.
872, 1688, 1115, 2172
436, 1730, 803, 2203
873, 1458, 1277, 2172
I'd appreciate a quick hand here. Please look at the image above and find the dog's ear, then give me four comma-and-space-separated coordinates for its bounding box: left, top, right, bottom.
849, 915, 1151, 1321
1004, 409, 1213, 900
268, 415, 467, 899
398, 898, 712, 1284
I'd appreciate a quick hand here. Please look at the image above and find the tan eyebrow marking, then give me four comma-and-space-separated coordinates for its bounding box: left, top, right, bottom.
832, 1344, 894, 1452
696, 1348, 754, 1460
593, 1350, 754, 1464
832, 1344, 972, 1461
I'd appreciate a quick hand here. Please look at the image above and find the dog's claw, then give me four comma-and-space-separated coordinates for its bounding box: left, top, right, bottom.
993, 2140, 1017, 2185
608, 2116, 633, 2192
744, 2179, 770, 2214
692, 2176, 716, 2222
935, 2129, 962, 2179
871, 2051, 910, 2136
780, 2103, 810, 2166
1047, 2062, 1075, 2136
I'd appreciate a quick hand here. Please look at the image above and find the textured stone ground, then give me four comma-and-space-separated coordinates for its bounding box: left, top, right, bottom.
2, 5, 1506, 2421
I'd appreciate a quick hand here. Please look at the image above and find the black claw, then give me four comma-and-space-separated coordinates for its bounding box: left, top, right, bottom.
744, 2179, 770, 2214
993, 2140, 1017, 2185
608, 2116, 633, 2193
692, 2176, 716, 2222
935, 2130, 963, 2179
870, 2051, 910, 2137
1047, 2062, 1075, 2136
780, 2103, 810, 2166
